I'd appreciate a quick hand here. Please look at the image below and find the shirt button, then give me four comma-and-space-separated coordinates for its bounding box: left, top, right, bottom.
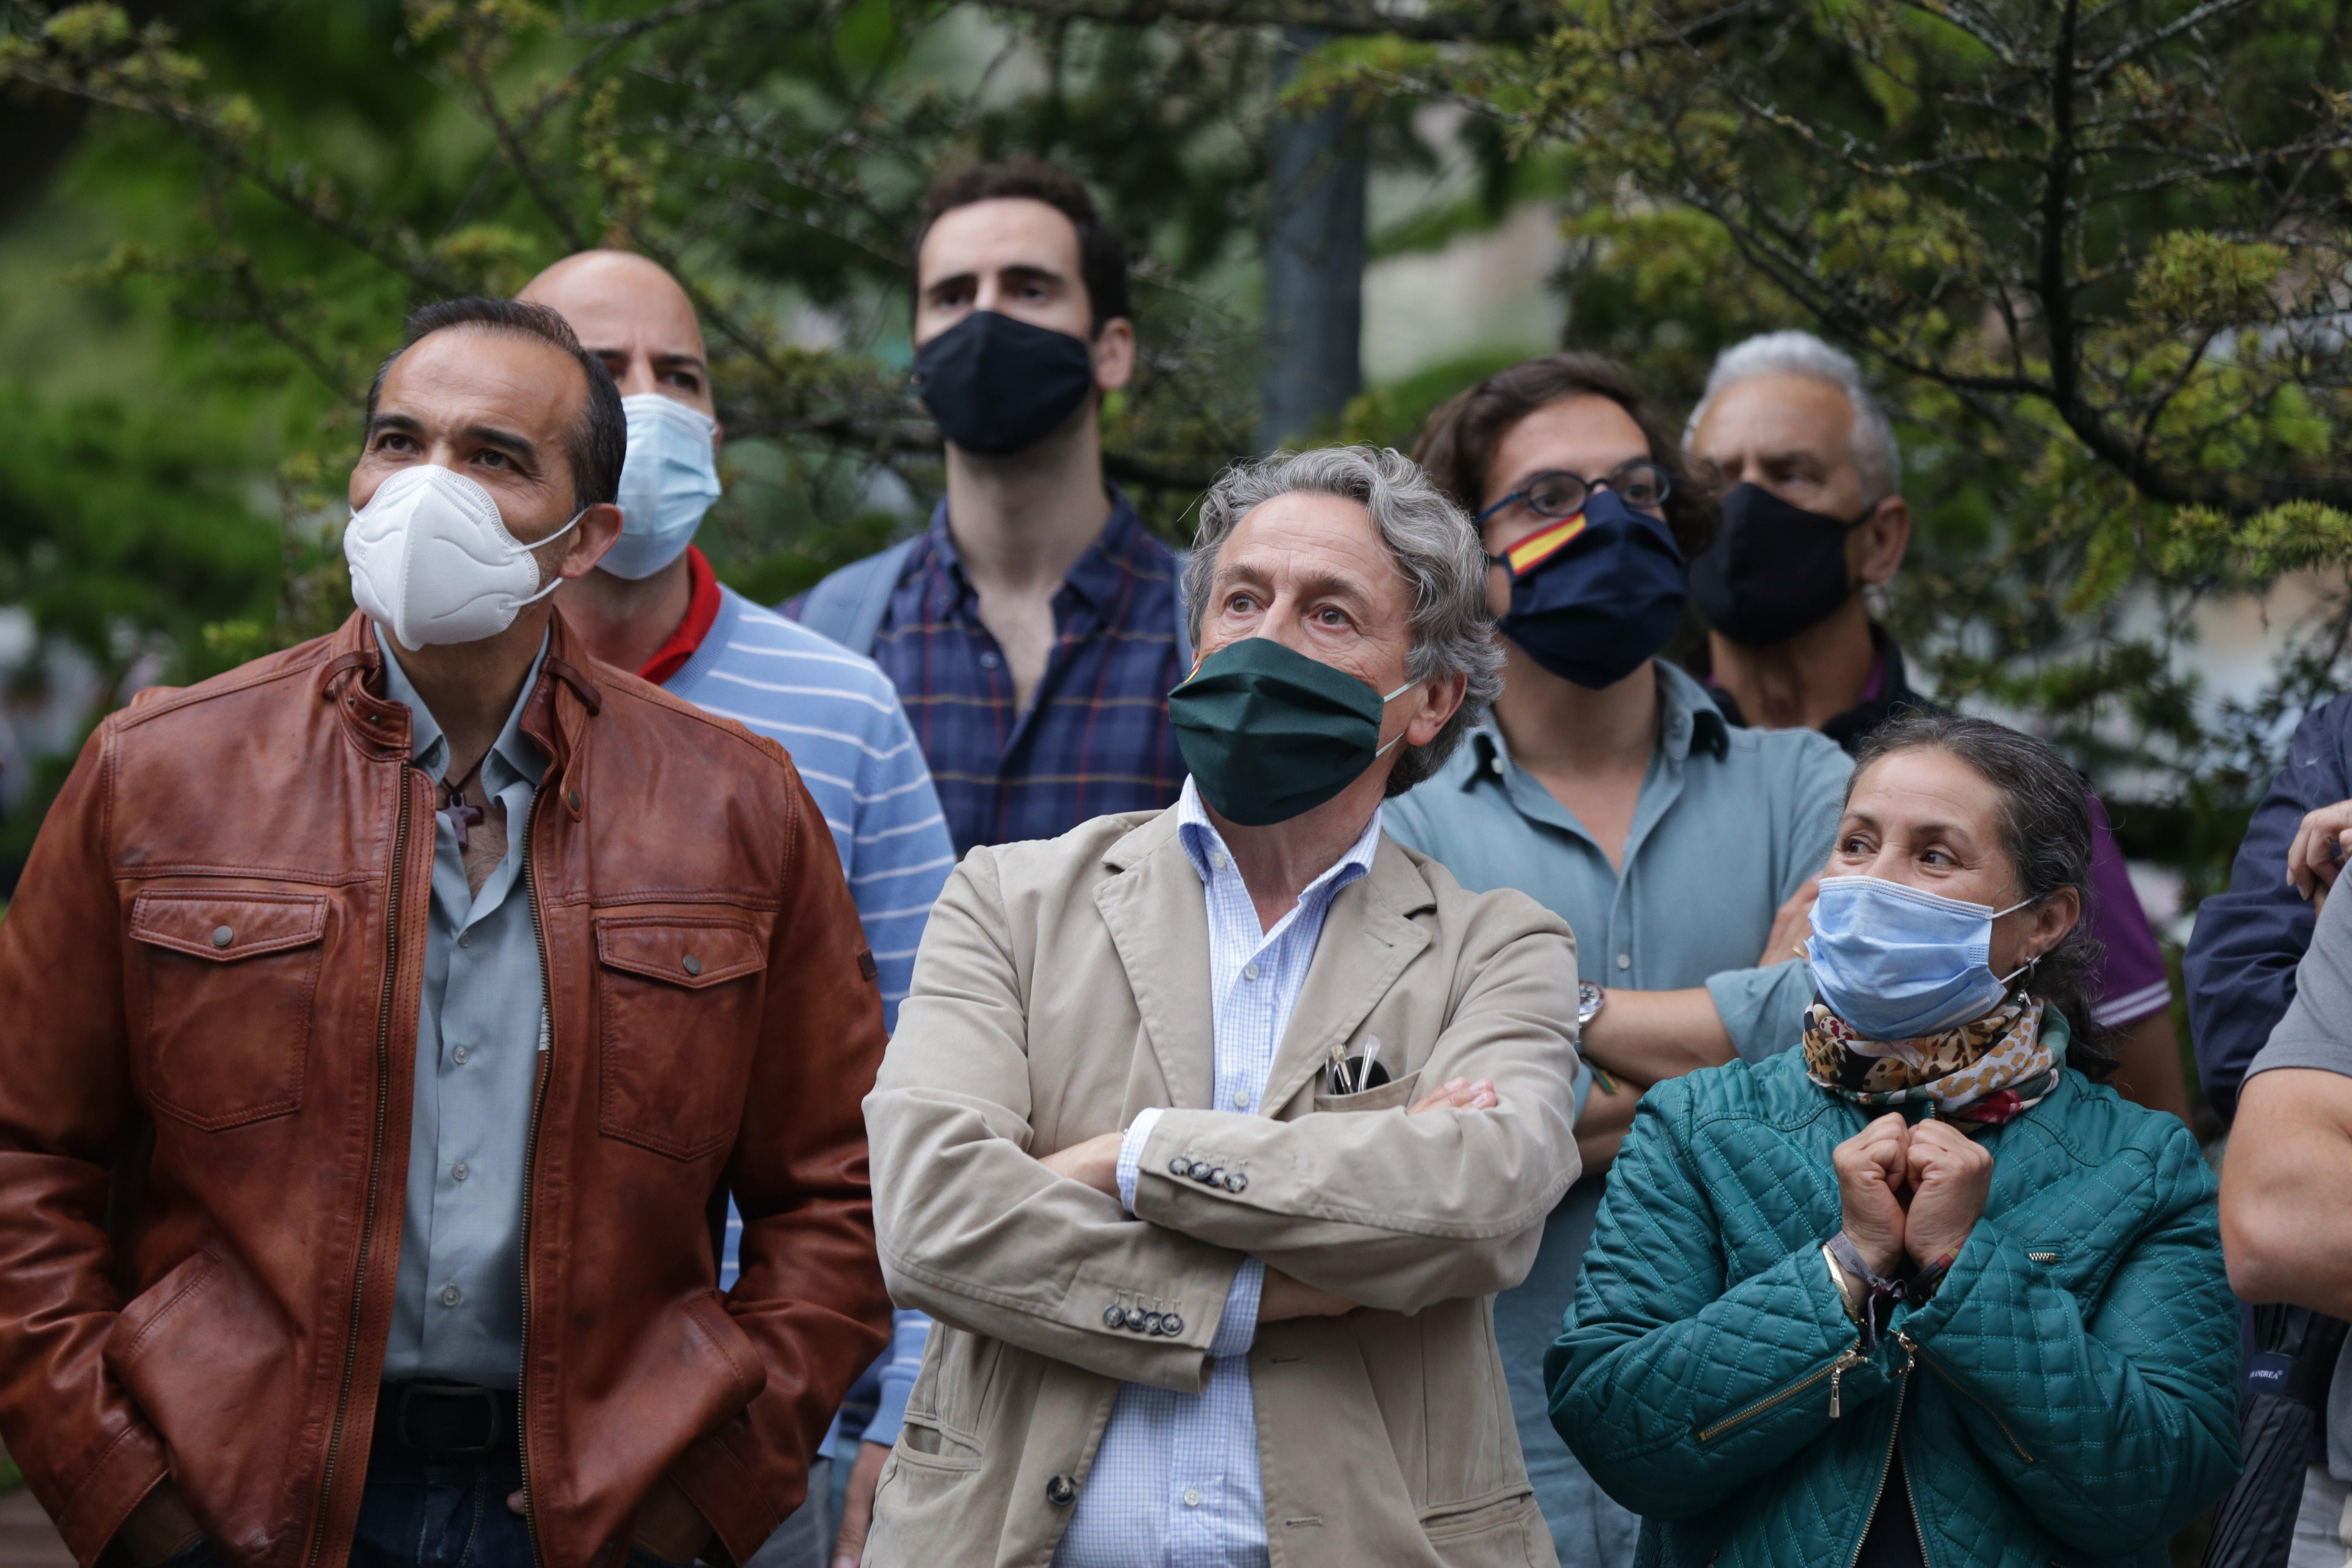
452, 1161, 469, 1182
1229, 1089, 1249, 1109
1243, 963, 1260, 981
1211, 851, 1228, 870
1183, 1488, 1202, 1508
453, 1045, 471, 1065
440, 1285, 461, 1308
1616, 952, 1631, 971
458, 933, 472, 949
978, 651, 1001, 670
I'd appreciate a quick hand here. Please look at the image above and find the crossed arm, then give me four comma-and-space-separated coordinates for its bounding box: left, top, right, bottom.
865, 854, 1582, 1389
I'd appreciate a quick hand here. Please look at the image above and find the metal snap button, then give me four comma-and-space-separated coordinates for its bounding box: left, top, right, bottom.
440, 1284, 461, 1307
683, 954, 703, 977
211, 926, 234, 949
452, 1161, 469, 1182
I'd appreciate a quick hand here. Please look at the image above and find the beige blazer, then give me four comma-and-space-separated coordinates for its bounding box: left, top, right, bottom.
863, 805, 1582, 1568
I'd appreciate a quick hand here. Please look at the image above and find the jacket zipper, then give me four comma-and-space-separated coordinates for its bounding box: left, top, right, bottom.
1846, 1333, 1919, 1568
1912, 1341, 2035, 1462
1697, 1341, 1865, 1441
305, 759, 416, 1568
515, 780, 552, 1568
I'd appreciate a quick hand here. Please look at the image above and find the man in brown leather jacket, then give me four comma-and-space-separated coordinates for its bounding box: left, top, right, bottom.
0, 297, 891, 1568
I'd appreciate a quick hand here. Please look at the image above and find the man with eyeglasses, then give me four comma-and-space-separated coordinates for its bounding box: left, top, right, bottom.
1388, 353, 1852, 1568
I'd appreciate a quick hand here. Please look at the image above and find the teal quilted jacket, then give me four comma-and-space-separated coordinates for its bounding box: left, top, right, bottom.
1546, 1035, 2241, 1568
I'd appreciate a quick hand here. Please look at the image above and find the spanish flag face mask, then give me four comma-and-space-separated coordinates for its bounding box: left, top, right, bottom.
1488, 487, 1687, 690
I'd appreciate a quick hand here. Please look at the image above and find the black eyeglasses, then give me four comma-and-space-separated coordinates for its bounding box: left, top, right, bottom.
1476, 459, 1673, 524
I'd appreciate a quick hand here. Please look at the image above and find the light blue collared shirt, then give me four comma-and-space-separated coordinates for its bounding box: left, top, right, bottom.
1383, 658, 1850, 1568
1054, 780, 1383, 1568
375, 626, 551, 1390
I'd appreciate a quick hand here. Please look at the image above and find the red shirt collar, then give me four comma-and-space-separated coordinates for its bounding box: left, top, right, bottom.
637, 546, 723, 687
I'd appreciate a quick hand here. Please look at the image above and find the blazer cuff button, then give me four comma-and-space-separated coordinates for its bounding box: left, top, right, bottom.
1223, 1171, 1247, 1193
1103, 1305, 1125, 1329
1161, 1312, 1182, 1335
1168, 1156, 1193, 1177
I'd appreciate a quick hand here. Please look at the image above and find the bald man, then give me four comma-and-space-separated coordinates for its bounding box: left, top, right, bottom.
522, 254, 956, 1568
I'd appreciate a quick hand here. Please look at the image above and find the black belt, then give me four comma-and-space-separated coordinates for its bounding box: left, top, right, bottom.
375, 1381, 520, 1461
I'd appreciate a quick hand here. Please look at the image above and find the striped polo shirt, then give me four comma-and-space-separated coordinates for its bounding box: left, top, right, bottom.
665, 582, 956, 1026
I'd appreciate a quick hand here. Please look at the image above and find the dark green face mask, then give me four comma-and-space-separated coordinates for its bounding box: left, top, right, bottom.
1167, 637, 1412, 826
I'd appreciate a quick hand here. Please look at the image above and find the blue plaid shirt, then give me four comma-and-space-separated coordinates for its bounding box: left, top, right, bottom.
860, 492, 1187, 855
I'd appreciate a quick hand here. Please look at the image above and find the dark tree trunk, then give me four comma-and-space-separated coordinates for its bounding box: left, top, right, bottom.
1257, 28, 1367, 449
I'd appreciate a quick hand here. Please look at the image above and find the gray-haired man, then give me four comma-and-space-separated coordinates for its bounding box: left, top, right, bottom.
1683, 328, 2190, 1120
861, 445, 1582, 1568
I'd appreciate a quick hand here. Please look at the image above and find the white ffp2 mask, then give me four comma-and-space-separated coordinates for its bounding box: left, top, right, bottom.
603, 393, 721, 580
345, 465, 580, 650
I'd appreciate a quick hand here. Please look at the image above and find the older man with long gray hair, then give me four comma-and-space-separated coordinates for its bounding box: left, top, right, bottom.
861, 444, 1582, 1568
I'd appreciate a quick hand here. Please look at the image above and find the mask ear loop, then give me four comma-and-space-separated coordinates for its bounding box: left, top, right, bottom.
1991, 893, 2046, 991
1371, 678, 1420, 760
514, 508, 588, 608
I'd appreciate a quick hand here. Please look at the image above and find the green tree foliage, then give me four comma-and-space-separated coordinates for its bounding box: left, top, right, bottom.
0, 0, 1291, 856
6, 0, 2352, 910
1276, 0, 2352, 893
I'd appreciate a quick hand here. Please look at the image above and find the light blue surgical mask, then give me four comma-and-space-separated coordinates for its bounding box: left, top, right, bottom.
601, 393, 722, 580
1805, 874, 2036, 1041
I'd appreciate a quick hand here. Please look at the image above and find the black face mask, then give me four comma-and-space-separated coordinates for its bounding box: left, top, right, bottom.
912, 309, 1096, 456
1689, 482, 1866, 647
1492, 487, 1688, 690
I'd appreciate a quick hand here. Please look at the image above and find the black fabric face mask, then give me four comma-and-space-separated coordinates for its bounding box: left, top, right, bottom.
1689, 482, 1867, 647
1492, 487, 1688, 690
912, 309, 1096, 456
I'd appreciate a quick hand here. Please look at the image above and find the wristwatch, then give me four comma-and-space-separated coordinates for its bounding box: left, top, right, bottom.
1577, 980, 1606, 1027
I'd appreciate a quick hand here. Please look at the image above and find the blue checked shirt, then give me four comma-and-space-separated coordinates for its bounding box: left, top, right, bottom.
845, 492, 1188, 856
1053, 779, 1384, 1568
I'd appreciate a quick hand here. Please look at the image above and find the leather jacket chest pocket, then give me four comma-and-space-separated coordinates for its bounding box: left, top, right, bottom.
129, 890, 328, 1130
594, 914, 769, 1160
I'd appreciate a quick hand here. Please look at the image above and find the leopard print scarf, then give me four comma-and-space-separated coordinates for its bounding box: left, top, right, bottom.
1802, 994, 2057, 1128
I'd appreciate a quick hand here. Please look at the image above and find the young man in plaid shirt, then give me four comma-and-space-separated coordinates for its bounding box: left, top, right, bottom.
793, 158, 1189, 859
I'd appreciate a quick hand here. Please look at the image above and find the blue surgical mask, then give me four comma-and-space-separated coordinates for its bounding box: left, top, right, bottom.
602, 393, 722, 580
1805, 874, 2035, 1040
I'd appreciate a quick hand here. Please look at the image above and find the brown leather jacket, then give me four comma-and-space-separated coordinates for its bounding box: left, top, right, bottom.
0, 612, 891, 1568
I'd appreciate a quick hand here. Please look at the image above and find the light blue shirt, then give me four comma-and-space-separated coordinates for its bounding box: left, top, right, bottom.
1383, 659, 1850, 1568
376, 627, 551, 1390
1053, 780, 1383, 1568
672, 586, 957, 1455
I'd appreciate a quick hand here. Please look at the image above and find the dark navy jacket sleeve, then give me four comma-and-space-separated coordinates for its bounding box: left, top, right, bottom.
2185, 694, 2352, 1121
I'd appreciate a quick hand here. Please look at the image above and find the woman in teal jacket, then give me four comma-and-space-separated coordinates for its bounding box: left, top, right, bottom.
1548, 714, 2239, 1567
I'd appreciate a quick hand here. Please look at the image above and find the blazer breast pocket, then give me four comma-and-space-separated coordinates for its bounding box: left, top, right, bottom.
1312, 1067, 1421, 1115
